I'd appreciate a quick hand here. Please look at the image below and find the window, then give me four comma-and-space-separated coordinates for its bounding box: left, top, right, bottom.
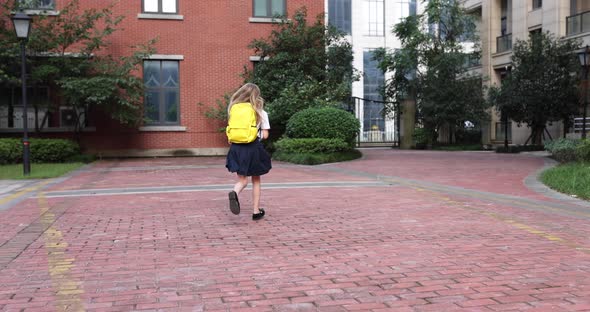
409, 0, 417, 16
363, 50, 385, 131
367, 0, 384, 36
143, 0, 177, 14
329, 0, 351, 34
144, 60, 180, 125
253, 0, 286, 18
19, 0, 54, 10
532, 0, 542, 9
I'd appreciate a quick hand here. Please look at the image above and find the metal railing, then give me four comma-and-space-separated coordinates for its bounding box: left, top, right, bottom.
573, 117, 590, 132
567, 10, 590, 36
496, 34, 512, 53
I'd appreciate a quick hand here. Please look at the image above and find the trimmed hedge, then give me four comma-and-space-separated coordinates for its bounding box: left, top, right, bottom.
274, 138, 350, 154
575, 139, 590, 162
273, 137, 362, 165
285, 107, 360, 146
495, 144, 545, 154
544, 138, 580, 163
0, 138, 80, 164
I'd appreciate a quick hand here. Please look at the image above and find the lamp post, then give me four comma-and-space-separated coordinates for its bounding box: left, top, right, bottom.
578, 45, 590, 140
11, 13, 32, 176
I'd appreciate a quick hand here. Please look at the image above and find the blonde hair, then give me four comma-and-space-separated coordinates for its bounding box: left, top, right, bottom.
228, 83, 264, 123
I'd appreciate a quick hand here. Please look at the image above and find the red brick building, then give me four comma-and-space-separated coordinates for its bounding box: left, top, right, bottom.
1, 0, 324, 156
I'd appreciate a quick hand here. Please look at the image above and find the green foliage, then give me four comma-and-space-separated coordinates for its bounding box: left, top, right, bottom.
455, 128, 482, 144
433, 144, 482, 151
244, 8, 358, 131
575, 139, 590, 162
545, 138, 581, 163
495, 144, 545, 154
273, 148, 362, 165
0, 138, 21, 165
541, 162, 590, 200
273, 136, 362, 165
488, 32, 581, 145
285, 107, 360, 146
274, 138, 350, 154
0, 138, 80, 164
412, 127, 429, 148
374, 0, 489, 142
0, 0, 156, 129
29, 138, 80, 163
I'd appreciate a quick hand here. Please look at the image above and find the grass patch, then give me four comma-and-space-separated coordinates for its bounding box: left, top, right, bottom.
272, 149, 362, 165
433, 144, 483, 151
0, 162, 86, 180
541, 162, 590, 200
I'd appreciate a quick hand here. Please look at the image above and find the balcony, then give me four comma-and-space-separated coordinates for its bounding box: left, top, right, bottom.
496, 34, 512, 53
567, 11, 590, 36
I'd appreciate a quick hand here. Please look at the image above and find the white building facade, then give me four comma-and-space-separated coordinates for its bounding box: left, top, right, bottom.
326, 0, 417, 145
464, 0, 590, 145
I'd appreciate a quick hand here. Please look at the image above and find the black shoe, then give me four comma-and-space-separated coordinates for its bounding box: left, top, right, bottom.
229, 191, 240, 215
252, 208, 265, 220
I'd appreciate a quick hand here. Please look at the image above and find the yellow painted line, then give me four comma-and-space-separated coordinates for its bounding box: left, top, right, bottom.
383, 176, 590, 219
0, 180, 53, 206
405, 185, 590, 255
37, 193, 85, 311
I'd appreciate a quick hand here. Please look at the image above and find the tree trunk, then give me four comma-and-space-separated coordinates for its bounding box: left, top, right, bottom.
531, 125, 544, 145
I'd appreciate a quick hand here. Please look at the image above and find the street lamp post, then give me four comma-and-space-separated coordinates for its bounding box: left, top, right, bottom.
11, 13, 32, 176
578, 45, 590, 140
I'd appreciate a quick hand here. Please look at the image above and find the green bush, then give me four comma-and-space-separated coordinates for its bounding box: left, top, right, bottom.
575, 139, 590, 162
455, 128, 482, 144
412, 128, 429, 149
285, 107, 360, 146
518, 144, 545, 152
495, 144, 546, 154
273, 149, 362, 165
274, 138, 350, 154
0, 138, 22, 165
272, 137, 361, 165
0, 138, 80, 164
544, 138, 580, 163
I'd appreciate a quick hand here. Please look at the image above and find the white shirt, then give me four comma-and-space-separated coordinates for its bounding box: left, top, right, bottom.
258, 110, 270, 130
258, 110, 270, 139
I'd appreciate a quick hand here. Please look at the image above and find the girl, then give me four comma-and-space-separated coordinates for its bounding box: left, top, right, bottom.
226, 83, 272, 220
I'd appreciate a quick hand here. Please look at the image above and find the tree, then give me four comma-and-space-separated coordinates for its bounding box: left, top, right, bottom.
488, 32, 581, 145
374, 0, 489, 144
0, 0, 155, 134
245, 7, 358, 131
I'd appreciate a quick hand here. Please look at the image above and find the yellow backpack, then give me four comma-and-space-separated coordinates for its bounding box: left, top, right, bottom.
226, 102, 258, 143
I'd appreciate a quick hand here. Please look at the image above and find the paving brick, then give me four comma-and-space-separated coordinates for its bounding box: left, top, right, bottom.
1, 150, 590, 312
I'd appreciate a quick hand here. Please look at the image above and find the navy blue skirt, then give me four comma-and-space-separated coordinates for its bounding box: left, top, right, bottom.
226, 140, 272, 176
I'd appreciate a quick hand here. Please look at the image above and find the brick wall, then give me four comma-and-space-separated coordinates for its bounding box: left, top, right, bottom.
53, 0, 324, 155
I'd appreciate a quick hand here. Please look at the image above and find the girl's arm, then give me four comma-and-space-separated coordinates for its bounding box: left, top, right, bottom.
261, 129, 269, 140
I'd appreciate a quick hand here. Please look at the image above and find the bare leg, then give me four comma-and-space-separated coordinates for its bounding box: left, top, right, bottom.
234, 174, 248, 195
252, 175, 261, 213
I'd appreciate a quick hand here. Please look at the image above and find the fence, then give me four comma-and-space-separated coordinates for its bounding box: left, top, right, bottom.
349, 97, 400, 147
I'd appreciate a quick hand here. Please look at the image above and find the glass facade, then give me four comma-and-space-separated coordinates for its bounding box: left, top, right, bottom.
363, 50, 385, 132
328, 0, 352, 34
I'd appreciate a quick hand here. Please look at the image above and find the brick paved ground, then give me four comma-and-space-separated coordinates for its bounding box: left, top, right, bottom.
1, 149, 590, 311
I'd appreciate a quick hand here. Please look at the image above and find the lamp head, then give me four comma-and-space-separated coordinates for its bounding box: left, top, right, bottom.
11, 12, 32, 40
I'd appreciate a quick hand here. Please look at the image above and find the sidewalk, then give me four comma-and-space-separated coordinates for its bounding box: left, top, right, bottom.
1, 150, 589, 311
0, 179, 43, 210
